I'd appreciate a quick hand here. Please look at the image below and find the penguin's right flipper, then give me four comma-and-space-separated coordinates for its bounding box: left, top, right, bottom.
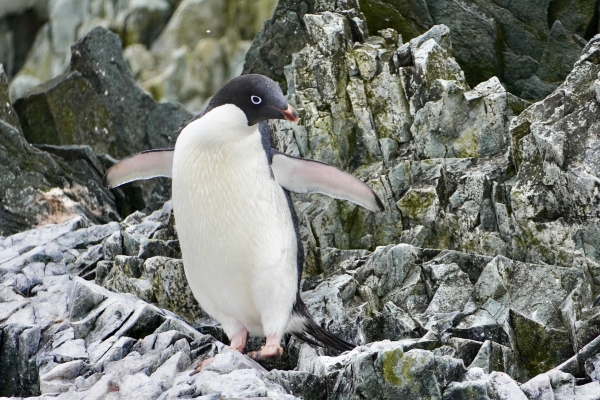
271, 150, 385, 213
103, 149, 174, 189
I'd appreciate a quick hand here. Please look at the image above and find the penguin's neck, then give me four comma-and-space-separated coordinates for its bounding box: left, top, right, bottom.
178, 104, 257, 149
173, 103, 268, 184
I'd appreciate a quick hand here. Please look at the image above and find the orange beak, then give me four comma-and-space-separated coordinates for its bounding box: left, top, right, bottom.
279, 104, 299, 122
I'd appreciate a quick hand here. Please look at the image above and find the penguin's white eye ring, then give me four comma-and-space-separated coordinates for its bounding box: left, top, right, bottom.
251, 95, 262, 105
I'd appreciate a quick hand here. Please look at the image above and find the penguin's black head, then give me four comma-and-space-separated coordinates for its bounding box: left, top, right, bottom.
207, 74, 299, 126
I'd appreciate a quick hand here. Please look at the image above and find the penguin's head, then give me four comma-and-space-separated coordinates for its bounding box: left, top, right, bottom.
207, 74, 299, 126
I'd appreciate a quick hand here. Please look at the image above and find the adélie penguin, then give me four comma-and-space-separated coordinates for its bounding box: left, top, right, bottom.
103, 74, 385, 369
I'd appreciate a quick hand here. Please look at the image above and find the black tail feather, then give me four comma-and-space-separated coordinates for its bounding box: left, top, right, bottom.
293, 331, 322, 348
292, 297, 355, 353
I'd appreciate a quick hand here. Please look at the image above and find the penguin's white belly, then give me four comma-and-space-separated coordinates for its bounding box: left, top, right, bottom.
172, 112, 298, 338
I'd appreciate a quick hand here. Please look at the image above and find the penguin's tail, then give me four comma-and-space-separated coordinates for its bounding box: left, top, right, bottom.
290, 297, 355, 353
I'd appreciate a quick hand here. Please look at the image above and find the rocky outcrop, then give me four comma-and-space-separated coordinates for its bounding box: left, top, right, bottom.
0, 26, 193, 236
0, 65, 120, 237
0, 211, 294, 399
1, 0, 600, 399
14, 26, 192, 158
245, 0, 597, 100
6, 0, 277, 113
0, 4, 45, 80
2, 199, 599, 398
359, 0, 595, 100
262, 6, 600, 289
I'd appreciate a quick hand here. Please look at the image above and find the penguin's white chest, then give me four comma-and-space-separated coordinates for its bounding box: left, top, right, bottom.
171, 105, 298, 337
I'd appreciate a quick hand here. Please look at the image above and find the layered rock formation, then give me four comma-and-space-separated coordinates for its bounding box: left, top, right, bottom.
0, 26, 190, 237
3, 0, 277, 112
0, 65, 120, 237
1, 0, 600, 399
244, 0, 598, 100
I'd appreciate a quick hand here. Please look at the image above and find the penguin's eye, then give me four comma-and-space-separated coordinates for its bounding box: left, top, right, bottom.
251, 95, 262, 105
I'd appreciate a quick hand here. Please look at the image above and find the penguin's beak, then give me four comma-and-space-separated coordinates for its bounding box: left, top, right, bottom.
279, 104, 299, 122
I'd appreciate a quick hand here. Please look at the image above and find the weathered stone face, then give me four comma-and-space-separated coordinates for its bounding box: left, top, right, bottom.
2, 1, 600, 399
358, 0, 593, 101
7, 0, 278, 114
0, 66, 122, 237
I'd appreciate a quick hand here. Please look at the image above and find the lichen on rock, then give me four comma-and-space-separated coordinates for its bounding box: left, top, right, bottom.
1, 0, 600, 399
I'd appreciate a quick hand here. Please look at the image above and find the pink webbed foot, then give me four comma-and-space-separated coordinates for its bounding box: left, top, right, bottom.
247, 334, 283, 360
229, 327, 249, 353
248, 345, 284, 360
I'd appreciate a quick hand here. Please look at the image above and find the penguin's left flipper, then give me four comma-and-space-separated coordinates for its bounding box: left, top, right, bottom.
270, 150, 385, 213
102, 149, 174, 189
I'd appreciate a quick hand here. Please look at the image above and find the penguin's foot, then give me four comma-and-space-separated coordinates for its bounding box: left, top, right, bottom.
229, 327, 249, 353
248, 344, 284, 360
189, 357, 214, 376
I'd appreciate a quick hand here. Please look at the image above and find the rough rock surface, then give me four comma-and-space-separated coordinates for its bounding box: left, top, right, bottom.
14, 26, 192, 158
1, 0, 600, 399
140, 0, 278, 112
0, 64, 120, 237
245, 0, 597, 100
359, 0, 595, 100
6, 0, 277, 113
1, 202, 600, 399
0, 209, 295, 399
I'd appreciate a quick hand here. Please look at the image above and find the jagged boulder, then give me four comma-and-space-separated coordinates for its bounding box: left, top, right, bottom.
0, 65, 121, 236
8, 0, 277, 113
14, 26, 192, 158
359, 0, 593, 100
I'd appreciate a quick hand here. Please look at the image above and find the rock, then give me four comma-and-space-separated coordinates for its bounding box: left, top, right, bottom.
142, 0, 277, 112
15, 26, 192, 158
123, 43, 155, 80
521, 20, 587, 100
261, 10, 531, 260
355, 0, 594, 100
0, 65, 122, 236
9, 0, 175, 87
118, 372, 165, 399
14, 72, 114, 154
444, 368, 529, 399
267, 369, 325, 400
0, 0, 47, 20
7, 26, 189, 222
0, 6, 45, 80
0, 212, 298, 399
5, 0, 277, 114
118, 0, 172, 48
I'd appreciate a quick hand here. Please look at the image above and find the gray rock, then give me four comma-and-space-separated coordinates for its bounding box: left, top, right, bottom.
267, 369, 325, 400
118, 372, 165, 399
0, 66, 121, 236
522, 20, 587, 100
197, 368, 268, 397
521, 372, 555, 400
13, 72, 114, 154
15, 26, 192, 159
355, 0, 595, 100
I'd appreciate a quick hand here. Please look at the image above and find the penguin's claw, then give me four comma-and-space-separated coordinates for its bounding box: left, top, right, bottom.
248, 345, 284, 360
189, 357, 214, 376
